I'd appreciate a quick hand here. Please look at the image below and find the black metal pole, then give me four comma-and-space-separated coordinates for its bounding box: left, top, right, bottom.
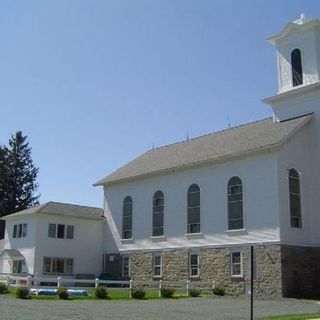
250, 245, 254, 320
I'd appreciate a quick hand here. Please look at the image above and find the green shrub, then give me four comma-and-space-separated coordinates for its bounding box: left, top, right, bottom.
0, 283, 8, 294
57, 287, 69, 300
95, 286, 108, 299
161, 287, 175, 298
189, 289, 201, 297
213, 287, 225, 296
16, 286, 30, 299
131, 286, 146, 299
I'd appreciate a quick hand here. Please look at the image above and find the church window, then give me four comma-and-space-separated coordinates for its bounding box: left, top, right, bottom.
122, 196, 133, 239
291, 48, 303, 87
153, 253, 162, 277
288, 168, 302, 228
231, 252, 242, 277
228, 177, 243, 230
152, 191, 164, 237
122, 256, 130, 277
187, 184, 200, 234
189, 252, 199, 277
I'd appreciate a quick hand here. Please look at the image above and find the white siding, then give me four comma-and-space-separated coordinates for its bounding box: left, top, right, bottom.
269, 89, 320, 246
276, 27, 320, 93
2, 216, 37, 274
276, 121, 315, 245
104, 152, 280, 252
33, 215, 104, 277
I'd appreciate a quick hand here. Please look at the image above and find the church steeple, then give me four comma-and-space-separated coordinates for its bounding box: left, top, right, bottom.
268, 14, 320, 93
263, 14, 320, 122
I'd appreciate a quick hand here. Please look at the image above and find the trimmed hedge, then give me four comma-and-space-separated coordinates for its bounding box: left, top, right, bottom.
189, 289, 201, 297
213, 287, 225, 296
0, 283, 8, 294
131, 287, 146, 299
57, 287, 69, 300
16, 286, 30, 299
161, 287, 175, 298
95, 286, 108, 299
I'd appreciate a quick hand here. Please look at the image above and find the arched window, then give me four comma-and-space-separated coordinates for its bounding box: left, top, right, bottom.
227, 177, 243, 230
291, 49, 303, 87
187, 184, 200, 234
288, 169, 302, 228
122, 196, 133, 239
152, 191, 164, 237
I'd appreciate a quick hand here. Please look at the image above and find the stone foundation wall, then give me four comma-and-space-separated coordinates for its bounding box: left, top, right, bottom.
254, 245, 282, 297
162, 249, 189, 282
130, 251, 153, 281
126, 244, 283, 297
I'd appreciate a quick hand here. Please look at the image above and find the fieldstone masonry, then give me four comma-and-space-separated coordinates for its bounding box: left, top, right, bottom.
107, 244, 320, 297
130, 251, 153, 281
126, 244, 284, 297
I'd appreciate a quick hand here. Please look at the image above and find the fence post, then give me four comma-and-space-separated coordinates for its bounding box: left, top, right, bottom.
158, 279, 162, 298
186, 280, 190, 296
6, 275, 10, 288
33, 275, 38, 288
129, 279, 133, 299
212, 280, 215, 291
27, 275, 32, 288
57, 277, 61, 288
95, 278, 99, 288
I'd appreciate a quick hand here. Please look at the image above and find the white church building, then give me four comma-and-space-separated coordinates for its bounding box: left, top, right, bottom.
1, 14, 320, 298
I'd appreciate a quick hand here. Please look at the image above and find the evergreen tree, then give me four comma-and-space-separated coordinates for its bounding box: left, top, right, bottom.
0, 131, 39, 238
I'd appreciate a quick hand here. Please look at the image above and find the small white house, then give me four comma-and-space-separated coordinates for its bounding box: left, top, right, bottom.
0, 202, 105, 279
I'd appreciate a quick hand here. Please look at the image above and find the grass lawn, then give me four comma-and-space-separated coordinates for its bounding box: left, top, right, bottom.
5, 287, 189, 301
260, 314, 320, 320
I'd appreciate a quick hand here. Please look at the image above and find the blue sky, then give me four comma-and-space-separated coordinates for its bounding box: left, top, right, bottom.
0, 0, 319, 208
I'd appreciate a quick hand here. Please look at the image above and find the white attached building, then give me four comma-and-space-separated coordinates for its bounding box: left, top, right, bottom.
94, 14, 320, 297
0, 202, 104, 280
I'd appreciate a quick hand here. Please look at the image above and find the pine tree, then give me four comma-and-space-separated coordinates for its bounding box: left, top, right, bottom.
0, 131, 39, 238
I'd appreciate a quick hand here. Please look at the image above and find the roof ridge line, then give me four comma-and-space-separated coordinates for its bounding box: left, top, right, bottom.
39, 201, 102, 211
37, 201, 52, 213
152, 117, 273, 151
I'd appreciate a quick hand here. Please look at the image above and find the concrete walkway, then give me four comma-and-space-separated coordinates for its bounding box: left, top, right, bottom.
0, 295, 319, 320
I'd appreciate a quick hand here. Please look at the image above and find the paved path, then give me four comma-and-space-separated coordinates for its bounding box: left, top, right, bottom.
0, 295, 319, 320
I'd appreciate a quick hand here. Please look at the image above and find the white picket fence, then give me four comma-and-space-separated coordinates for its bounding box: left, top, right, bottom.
0, 274, 215, 298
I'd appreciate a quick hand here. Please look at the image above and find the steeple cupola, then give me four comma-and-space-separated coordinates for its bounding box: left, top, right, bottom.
268, 14, 320, 93
263, 14, 320, 122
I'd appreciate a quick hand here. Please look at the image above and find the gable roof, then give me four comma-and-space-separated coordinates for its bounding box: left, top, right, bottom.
0, 249, 25, 261
1, 202, 104, 221
95, 114, 313, 186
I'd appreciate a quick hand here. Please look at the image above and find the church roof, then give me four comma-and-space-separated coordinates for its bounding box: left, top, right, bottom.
95, 114, 312, 186
1, 202, 104, 220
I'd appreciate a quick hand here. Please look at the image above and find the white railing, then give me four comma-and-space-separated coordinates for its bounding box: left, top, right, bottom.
0, 274, 215, 298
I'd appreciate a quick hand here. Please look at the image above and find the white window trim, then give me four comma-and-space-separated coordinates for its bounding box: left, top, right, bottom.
189, 252, 200, 278
187, 184, 201, 235
48, 223, 74, 239
122, 256, 130, 277
227, 177, 245, 231
288, 168, 303, 229
153, 253, 162, 278
43, 257, 74, 275
230, 251, 243, 278
13, 223, 27, 239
